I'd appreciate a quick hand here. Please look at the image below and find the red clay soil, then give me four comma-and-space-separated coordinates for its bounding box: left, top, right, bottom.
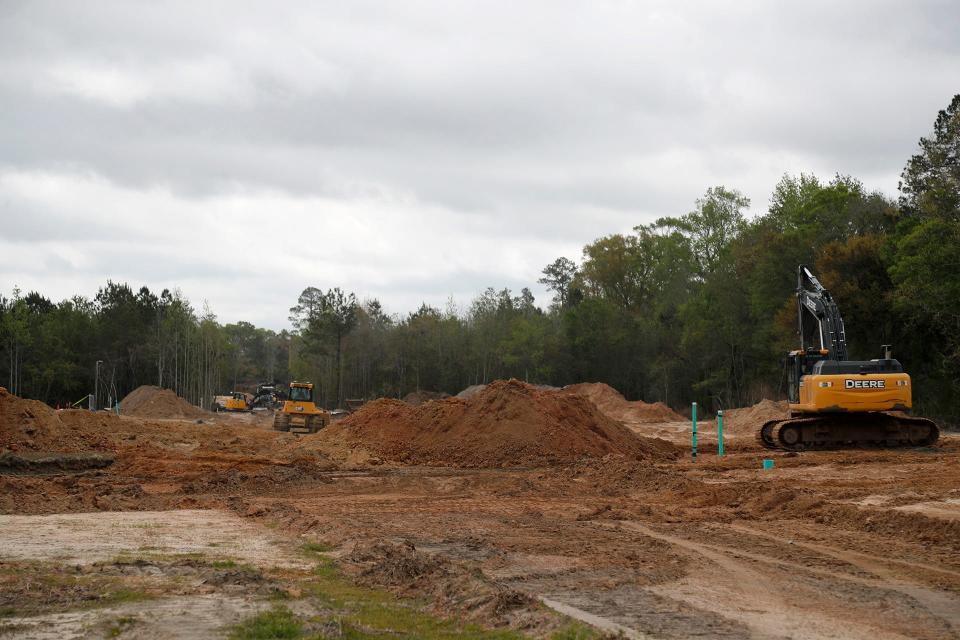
119, 385, 209, 419
0, 388, 114, 453
561, 382, 684, 423
304, 379, 679, 467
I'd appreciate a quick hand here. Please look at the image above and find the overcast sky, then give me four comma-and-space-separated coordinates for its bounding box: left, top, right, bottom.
1, 1, 957, 329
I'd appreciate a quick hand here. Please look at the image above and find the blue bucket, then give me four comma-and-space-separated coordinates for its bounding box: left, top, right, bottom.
762, 459, 775, 470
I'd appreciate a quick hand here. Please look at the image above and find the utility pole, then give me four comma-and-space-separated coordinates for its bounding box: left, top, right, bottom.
94, 360, 103, 411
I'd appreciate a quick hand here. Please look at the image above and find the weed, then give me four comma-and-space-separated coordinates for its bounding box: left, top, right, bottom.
296, 548, 526, 639
99, 588, 148, 607
301, 541, 332, 554
107, 615, 138, 637
229, 606, 303, 639
211, 559, 238, 569
549, 624, 601, 640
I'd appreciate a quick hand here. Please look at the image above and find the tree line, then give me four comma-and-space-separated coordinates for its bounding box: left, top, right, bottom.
2, 95, 958, 422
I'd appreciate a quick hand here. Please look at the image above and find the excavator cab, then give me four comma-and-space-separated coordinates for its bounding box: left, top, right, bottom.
785, 348, 828, 404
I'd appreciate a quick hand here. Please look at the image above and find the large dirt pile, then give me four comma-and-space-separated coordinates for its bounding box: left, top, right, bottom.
402, 390, 451, 406
119, 385, 208, 419
456, 384, 487, 399
0, 388, 112, 453
456, 383, 557, 400
561, 383, 684, 423
723, 399, 789, 435
304, 379, 678, 467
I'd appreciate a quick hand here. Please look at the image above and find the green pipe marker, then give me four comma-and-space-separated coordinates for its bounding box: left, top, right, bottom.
717, 410, 725, 457
691, 402, 698, 460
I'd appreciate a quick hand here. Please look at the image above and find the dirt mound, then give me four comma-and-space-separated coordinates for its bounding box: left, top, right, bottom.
723, 399, 789, 435
561, 382, 684, 423
457, 383, 556, 400
119, 385, 208, 419
304, 379, 678, 467
456, 384, 487, 399
0, 388, 113, 453
402, 390, 451, 406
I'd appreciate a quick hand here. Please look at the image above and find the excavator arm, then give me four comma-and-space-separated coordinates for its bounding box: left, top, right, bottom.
796, 265, 848, 361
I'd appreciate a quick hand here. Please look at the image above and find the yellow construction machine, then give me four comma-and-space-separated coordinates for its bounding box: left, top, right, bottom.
759, 266, 939, 451
273, 381, 330, 434
213, 391, 250, 412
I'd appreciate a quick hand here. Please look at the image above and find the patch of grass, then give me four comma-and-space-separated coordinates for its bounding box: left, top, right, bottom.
0, 561, 152, 619
174, 543, 598, 640
268, 588, 292, 602
98, 587, 149, 608
230, 606, 303, 640
211, 559, 238, 569
107, 615, 138, 637
301, 541, 332, 554
296, 547, 526, 640
549, 624, 602, 640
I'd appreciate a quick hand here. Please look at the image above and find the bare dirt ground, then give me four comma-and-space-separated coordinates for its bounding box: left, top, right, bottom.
0, 510, 307, 639
2, 384, 959, 638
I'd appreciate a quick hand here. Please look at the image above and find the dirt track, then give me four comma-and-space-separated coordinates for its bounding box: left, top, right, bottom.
240, 443, 960, 639
2, 385, 959, 638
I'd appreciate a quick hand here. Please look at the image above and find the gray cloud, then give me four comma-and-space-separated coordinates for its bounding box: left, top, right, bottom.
1, 0, 957, 328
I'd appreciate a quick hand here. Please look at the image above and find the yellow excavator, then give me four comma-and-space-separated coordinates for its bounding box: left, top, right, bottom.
273, 381, 330, 434
213, 391, 250, 412
760, 266, 939, 451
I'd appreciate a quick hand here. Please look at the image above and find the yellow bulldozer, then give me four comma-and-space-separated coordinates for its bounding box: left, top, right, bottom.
272, 381, 330, 434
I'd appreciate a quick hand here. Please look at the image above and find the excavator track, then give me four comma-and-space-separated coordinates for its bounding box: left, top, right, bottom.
758, 412, 939, 451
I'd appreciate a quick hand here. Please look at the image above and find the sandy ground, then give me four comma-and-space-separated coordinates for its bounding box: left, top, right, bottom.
2, 398, 959, 638
0, 510, 309, 568
0, 510, 308, 639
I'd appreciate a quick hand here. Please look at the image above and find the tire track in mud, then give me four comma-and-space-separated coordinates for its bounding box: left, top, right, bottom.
731, 523, 960, 636
539, 598, 652, 639
607, 521, 953, 640
730, 522, 960, 580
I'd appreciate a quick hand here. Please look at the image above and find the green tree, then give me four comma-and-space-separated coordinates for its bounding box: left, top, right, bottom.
657, 186, 749, 277
300, 288, 359, 407
899, 93, 960, 222
538, 257, 578, 308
